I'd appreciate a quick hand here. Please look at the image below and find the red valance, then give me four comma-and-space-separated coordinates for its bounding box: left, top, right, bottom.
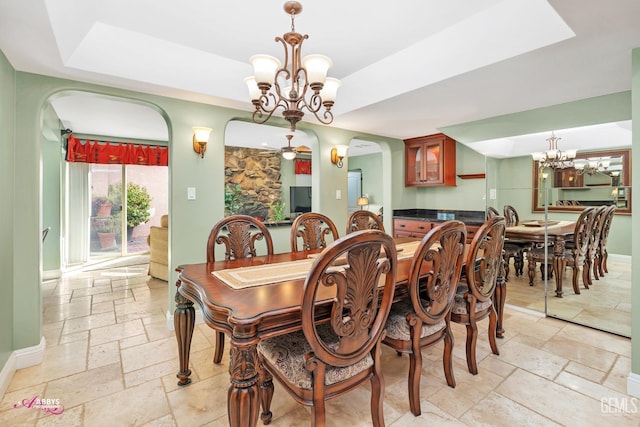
294, 159, 311, 175
66, 135, 168, 166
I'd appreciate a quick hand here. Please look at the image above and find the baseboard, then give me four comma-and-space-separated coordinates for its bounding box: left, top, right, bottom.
627, 372, 640, 397
0, 352, 17, 402
42, 269, 62, 281
0, 337, 45, 401
15, 337, 46, 369
165, 309, 204, 331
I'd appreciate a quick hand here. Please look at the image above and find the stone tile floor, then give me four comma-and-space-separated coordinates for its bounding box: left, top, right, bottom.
1, 258, 639, 426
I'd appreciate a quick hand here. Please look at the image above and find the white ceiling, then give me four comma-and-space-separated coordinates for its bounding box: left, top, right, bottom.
1, 0, 638, 157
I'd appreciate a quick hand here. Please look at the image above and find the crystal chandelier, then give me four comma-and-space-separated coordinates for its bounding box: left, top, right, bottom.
244, 1, 340, 133
531, 132, 576, 170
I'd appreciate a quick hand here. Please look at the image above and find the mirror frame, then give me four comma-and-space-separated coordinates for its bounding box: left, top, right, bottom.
532, 148, 631, 214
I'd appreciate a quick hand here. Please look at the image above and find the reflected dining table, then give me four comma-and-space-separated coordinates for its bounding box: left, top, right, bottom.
505, 220, 576, 297
173, 238, 507, 427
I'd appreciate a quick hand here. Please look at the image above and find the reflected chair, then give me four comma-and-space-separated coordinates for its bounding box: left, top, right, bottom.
382, 221, 466, 416
346, 210, 385, 234
584, 205, 608, 285
486, 206, 499, 219
290, 212, 339, 252
501, 205, 531, 280
597, 204, 616, 276
526, 207, 596, 294
258, 230, 397, 426
206, 214, 274, 363
451, 217, 506, 375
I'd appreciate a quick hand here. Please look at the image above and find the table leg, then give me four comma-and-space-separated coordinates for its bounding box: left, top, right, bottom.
174, 283, 195, 386
228, 342, 261, 427
494, 253, 507, 338
552, 237, 566, 298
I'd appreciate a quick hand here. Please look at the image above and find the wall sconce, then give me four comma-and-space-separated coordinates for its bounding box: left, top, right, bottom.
330, 145, 349, 168
192, 127, 212, 158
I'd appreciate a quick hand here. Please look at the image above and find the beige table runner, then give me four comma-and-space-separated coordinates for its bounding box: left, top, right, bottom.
213, 240, 422, 290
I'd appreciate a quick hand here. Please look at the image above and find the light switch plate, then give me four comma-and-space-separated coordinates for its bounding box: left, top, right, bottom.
489, 188, 497, 200
187, 187, 196, 200
336, 190, 342, 199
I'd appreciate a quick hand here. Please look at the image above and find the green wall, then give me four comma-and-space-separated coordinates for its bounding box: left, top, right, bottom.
631, 48, 640, 376
0, 48, 15, 369
41, 104, 62, 273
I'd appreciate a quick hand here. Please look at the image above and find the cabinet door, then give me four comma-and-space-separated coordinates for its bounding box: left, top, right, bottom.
404, 133, 456, 187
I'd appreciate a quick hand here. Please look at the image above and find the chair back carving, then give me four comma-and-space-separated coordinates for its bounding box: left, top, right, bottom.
465, 217, 507, 303
599, 204, 616, 253
503, 205, 519, 227
409, 221, 466, 325
486, 206, 499, 219
570, 207, 596, 261
301, 230, 397, 367
290, 212, 339, 252
587, 205, 608, 259
206, 215, 274, 263
346, 210, 385, 234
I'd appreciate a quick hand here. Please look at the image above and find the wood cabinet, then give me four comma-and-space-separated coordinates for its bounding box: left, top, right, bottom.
394, 218, 480, 244
553, 168, 583, 188
404, 133, 456, 187
393, 219, 433, 238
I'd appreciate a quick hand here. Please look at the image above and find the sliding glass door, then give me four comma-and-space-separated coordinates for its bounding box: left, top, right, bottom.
66, 162, 167, 265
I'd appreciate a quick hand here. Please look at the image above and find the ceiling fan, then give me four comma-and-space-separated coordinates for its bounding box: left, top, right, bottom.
261, 134, 312, 159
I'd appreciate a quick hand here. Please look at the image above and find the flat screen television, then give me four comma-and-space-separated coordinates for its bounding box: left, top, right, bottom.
290, 186, 312, 214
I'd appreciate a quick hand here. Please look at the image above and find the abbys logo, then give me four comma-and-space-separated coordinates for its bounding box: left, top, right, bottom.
13, 396, 64, 415
601, 397, 639, 414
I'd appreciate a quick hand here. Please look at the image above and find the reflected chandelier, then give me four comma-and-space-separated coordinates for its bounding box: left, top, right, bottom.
574, 157, 611, 176
244, 1, 340, 132
531, 132, 576, 170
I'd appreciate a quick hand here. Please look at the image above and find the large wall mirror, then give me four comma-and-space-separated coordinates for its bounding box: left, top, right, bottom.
532, 148, 631, 214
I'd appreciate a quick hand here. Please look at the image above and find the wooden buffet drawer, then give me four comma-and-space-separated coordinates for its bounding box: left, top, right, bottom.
393, 219, 432, 238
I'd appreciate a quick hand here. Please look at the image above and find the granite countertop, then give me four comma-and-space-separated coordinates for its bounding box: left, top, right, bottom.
393, 208, 485, 225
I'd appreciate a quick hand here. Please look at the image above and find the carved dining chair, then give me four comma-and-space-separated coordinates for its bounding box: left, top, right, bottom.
382, 220, 466, 416
206, 214, 274, 363
597, 204, 616, 276
501, 205, 531, 280
584, 205, 608, 285
486, 206, 500, 219
290, 212, 339, 252
258, 230, 397, 426
450, 216, 505, 375
526, 207, 596, 294
346, 210, 385, 234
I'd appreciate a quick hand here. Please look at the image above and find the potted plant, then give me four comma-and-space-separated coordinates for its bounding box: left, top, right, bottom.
269, 199, 286, 222
92, 196, 112, 217
224, 184, 245, 216
94, 215, 119, 249
108, 182, 152, 241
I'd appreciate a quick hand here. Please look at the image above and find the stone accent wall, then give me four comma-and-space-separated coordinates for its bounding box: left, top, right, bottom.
225, 147, 282, 219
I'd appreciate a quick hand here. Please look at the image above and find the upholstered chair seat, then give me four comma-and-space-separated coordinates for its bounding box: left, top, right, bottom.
385, 299, 446, 341
258, 325, 373, 390
452, 285, 494, 315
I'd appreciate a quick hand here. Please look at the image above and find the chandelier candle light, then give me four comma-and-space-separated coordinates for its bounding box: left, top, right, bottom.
531, 131, 576, 170
244, 1, 340, 133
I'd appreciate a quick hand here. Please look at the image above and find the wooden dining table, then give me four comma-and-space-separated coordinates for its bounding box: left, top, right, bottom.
173, 238, 507, 427
505, 220, 576, 297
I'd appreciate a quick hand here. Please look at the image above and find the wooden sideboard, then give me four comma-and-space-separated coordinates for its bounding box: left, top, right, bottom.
393, 218, 479, 244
